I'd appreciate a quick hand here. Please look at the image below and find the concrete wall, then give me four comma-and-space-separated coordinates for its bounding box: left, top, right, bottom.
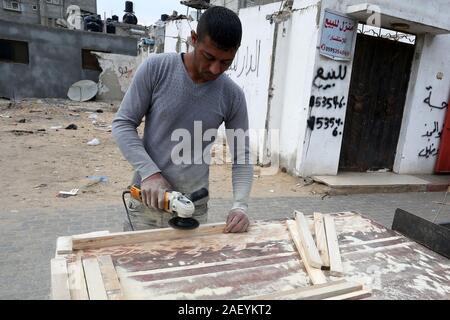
95, 52, 147, 102
0, 20, 137, 99
164, 19, 198, 54
268, 0, 321, 175
394, 34, 450, 174
65, 0, 96, 14
226, 2, 281, 164
0, 0, 40, 24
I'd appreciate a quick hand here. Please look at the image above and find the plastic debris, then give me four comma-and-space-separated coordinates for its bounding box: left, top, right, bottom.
87, 138, 101, 146
65, 124, 78, 130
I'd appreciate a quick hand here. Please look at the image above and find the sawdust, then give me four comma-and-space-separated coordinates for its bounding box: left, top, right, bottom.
0, 98, 328, 211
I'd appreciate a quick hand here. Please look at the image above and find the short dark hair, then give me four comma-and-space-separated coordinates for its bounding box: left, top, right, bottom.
197, 6, 242, 51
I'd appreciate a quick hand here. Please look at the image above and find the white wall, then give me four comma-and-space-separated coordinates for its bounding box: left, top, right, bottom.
226, 2, 281, 164
164, 20, 198, 53
268, 0, 321, 174
394, 34, 450, 174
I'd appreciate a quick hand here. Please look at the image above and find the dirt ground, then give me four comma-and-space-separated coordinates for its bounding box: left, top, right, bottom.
0, 99, 328, 211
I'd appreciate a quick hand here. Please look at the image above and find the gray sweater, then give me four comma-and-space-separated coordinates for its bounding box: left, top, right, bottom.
112, 53, 253, 211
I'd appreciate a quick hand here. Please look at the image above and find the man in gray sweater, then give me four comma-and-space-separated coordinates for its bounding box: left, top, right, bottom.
112, 7, 253, 233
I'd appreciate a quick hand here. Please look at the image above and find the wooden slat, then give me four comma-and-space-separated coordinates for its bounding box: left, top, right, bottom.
56, 231, 110, 257
314, 212, 330, 270
286, 220, 327, 285
324, 289, 372, 300
324, 215, 344, 276
73, 223, 226, 250
67, 257, 89, 300
82, 257, 108, 300
97, 255, 123, 300
56, 236, 73, 256
51, 258, 71, 300
294, 211, 323, 268
246, 280, 362, 300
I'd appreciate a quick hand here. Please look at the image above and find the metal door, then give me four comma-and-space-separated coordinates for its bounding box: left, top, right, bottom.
339, 34, 415, 172
435, 104, 450, 173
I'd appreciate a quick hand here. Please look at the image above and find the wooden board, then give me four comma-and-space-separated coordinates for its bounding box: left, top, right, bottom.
51, 258, 71, 300
286, 220, 327, 285
314, 212, 330, 269
67, 255, 89, 300
52, 213, 450, 300
97, 255, 123, 300
294, 211, 323, 268
82, 257, 108, 300
246, 279, 362, 300
323, 215, 344, 276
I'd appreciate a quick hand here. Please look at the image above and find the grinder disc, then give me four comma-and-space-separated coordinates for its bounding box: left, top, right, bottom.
169, 217, 200, 230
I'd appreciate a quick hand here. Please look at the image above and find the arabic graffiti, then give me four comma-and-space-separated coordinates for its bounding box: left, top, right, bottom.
421, 121, 442, 140
307, 116, 344, 137
418, 143, 438, 158
423, 86, 449, 110
313, 65, 347, 90
229, 39, 261, 78
118, 66, 133, 79
324, 18, 355, 33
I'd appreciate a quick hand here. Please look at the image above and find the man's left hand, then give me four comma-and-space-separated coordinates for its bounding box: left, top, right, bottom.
225, 209, 250, 233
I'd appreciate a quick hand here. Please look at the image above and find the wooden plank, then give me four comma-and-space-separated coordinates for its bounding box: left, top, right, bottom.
97, 255, 123, 300
73, 223, 226, 250
313, 212, 330, 270
51, 258, 71, 300
56, 232, 110, 257
67, 257, 89, 300
286, 220, 327, 285
245, 280, 362, 300
82, 257, 108, 300
294, 211, 323, 268
56, 236, 73, 256
324, 289, 372, 300
323, 214, 344, 276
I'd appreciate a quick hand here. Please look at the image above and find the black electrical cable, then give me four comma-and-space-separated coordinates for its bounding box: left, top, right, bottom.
122, 191, 135, 231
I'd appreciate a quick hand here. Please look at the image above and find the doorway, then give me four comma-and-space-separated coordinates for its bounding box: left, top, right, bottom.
339, 30, 416, 172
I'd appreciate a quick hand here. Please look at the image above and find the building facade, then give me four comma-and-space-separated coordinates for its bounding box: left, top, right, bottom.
0, 19, 137, 99
0, 0, 97, 27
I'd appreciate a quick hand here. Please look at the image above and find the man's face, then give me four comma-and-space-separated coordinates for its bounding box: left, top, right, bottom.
191, 32, 238, 82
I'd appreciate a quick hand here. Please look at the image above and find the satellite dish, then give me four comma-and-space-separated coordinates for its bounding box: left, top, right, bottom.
67, 80, 98, 102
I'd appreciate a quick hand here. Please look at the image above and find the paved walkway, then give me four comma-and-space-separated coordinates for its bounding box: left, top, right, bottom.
1, 191, 449, 300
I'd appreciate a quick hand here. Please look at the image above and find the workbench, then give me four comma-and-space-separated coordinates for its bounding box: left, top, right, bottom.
51, 212, 450, 300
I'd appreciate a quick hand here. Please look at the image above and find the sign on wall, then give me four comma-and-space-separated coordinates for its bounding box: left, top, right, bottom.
319, 10, 357, 61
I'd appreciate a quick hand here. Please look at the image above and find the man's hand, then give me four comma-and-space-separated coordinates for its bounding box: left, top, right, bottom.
225, 209, 250, 233
141, 173, 172, 210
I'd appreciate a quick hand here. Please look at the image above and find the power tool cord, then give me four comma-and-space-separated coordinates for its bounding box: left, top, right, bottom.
122, 191, 135, 231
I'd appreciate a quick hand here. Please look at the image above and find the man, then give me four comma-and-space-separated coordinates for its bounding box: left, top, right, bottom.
112, 6, 253, 233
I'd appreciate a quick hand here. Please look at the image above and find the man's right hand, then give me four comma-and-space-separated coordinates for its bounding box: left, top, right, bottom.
141, 173, 172, 210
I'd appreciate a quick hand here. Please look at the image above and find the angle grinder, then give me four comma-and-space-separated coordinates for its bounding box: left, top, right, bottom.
122, 185, 208, 231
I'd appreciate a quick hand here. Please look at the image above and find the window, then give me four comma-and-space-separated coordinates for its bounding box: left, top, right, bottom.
3, 0, 22, 12
82, 49, 109, 71
32, 5, 37, 10
0, 39, 29, 64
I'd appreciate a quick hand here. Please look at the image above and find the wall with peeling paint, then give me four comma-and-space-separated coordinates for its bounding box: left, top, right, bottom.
94, 52, 149, 102
164, 20, 198, 54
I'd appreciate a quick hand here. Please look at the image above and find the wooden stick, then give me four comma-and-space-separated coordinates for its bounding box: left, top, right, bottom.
245, 279, 362, 300
82, 257, 108, 300
286, 220, 327, 285
313, 212, 330, 270
51, 258, 71, 300
67, 256, 89, 300
294, 211, 323, 268
73, 223, 226, 250
323, 215, 344, 276
323, 289, 372, 300
97, 255, 123, 300
56, 236, 73, 256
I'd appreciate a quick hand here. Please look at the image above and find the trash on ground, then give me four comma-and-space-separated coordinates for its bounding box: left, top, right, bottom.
0, 114, 11, 118
18, 119, 27, 123
86, 176, 109, 183
58, 188, 79, 198
50, 126, 63, 130
87, 138, 101, 146
65, 124, 78, 130
34, 184, 48, 189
